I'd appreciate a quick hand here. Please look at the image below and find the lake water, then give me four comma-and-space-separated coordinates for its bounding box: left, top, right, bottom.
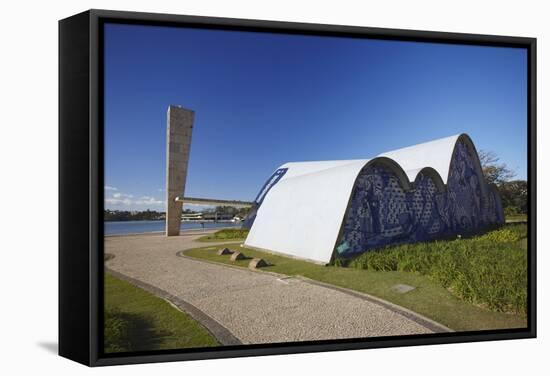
104, 220, 242, 236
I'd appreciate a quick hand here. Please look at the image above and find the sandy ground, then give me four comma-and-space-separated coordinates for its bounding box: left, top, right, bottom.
105, 232, 439, 345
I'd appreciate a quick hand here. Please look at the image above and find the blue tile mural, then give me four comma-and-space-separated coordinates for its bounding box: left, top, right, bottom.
335, 140, 505, 258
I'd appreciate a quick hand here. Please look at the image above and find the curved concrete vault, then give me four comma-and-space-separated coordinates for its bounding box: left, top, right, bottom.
244, 134, 505, 264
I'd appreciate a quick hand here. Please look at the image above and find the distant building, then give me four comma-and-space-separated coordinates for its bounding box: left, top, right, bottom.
243, 134, 504, 264
181, 212, 237, 221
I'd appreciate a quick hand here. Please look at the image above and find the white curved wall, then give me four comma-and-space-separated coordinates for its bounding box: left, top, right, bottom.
379, 134, 460, 183
244, 159, 369, 263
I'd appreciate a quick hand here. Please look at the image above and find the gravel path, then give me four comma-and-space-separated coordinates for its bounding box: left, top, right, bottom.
105, 232, 442, 345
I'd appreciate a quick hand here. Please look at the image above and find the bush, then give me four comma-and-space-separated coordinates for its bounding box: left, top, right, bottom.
476, 228, 521, 243
348, 225, 527, 314
209, 229, 249, 240
504, 206, 521, 216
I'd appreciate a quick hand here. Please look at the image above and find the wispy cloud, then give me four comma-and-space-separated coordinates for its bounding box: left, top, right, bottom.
104, 185, 118, 191
104, 191, 163, 208
113, 192, 133, 199
105, 197, 133, 206
135, 196, 163, 205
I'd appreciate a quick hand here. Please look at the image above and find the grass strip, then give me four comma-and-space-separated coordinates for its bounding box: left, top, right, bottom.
104, 273, 218, 353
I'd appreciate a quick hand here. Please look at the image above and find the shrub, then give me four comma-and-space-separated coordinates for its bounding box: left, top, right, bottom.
476, 228, 520, 243
504, 206, 520, 216
348, 225, 527, 314
210, 229, 249, 240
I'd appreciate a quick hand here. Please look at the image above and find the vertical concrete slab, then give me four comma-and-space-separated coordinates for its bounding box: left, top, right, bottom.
166, 105, 194, 236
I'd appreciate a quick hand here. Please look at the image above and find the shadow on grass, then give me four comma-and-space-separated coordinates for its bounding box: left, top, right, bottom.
104, 310, 171, 353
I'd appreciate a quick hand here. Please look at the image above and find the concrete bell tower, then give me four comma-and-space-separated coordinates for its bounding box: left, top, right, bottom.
166, 105, 194, 236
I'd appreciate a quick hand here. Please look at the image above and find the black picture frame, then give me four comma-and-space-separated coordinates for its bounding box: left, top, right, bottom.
59, 9, 537, 367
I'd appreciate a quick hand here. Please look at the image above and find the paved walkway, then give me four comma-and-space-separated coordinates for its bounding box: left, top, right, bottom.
105, 232, 447, 345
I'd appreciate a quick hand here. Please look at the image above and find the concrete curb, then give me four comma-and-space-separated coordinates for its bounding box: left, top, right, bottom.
177, 250, 453, 334
105, 267, 242, 346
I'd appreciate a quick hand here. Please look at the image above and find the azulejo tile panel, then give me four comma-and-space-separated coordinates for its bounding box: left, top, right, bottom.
335, 141, 504, 257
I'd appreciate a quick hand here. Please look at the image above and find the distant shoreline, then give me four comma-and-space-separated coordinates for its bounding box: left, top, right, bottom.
104, 220, 242, 237
104, 219, 164, 223
104, 219, 239, 223
104, 226, 236, 238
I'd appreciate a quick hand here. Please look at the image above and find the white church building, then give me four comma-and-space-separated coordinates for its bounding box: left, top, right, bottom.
243, 134, 504, 264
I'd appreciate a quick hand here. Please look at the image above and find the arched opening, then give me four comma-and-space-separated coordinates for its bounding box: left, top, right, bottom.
415, 167, 446, 193
334, 158, 413, 258
412, 169, 447, 237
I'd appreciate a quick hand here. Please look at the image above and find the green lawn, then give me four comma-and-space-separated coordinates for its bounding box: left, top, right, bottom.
347, 224, 527, 315
505, 214, 528, 221
184, 234, 527, 332
196, 228, 249, 242
104, 273, 218, 353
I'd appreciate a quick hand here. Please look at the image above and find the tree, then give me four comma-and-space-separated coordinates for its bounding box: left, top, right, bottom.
214, 206, 238, 215
478, 150, 527, 216
478, 150, 516, 185
499, 180, 528, 215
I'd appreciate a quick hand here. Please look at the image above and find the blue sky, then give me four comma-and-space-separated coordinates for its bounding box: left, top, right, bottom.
104, 23, 527, 211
